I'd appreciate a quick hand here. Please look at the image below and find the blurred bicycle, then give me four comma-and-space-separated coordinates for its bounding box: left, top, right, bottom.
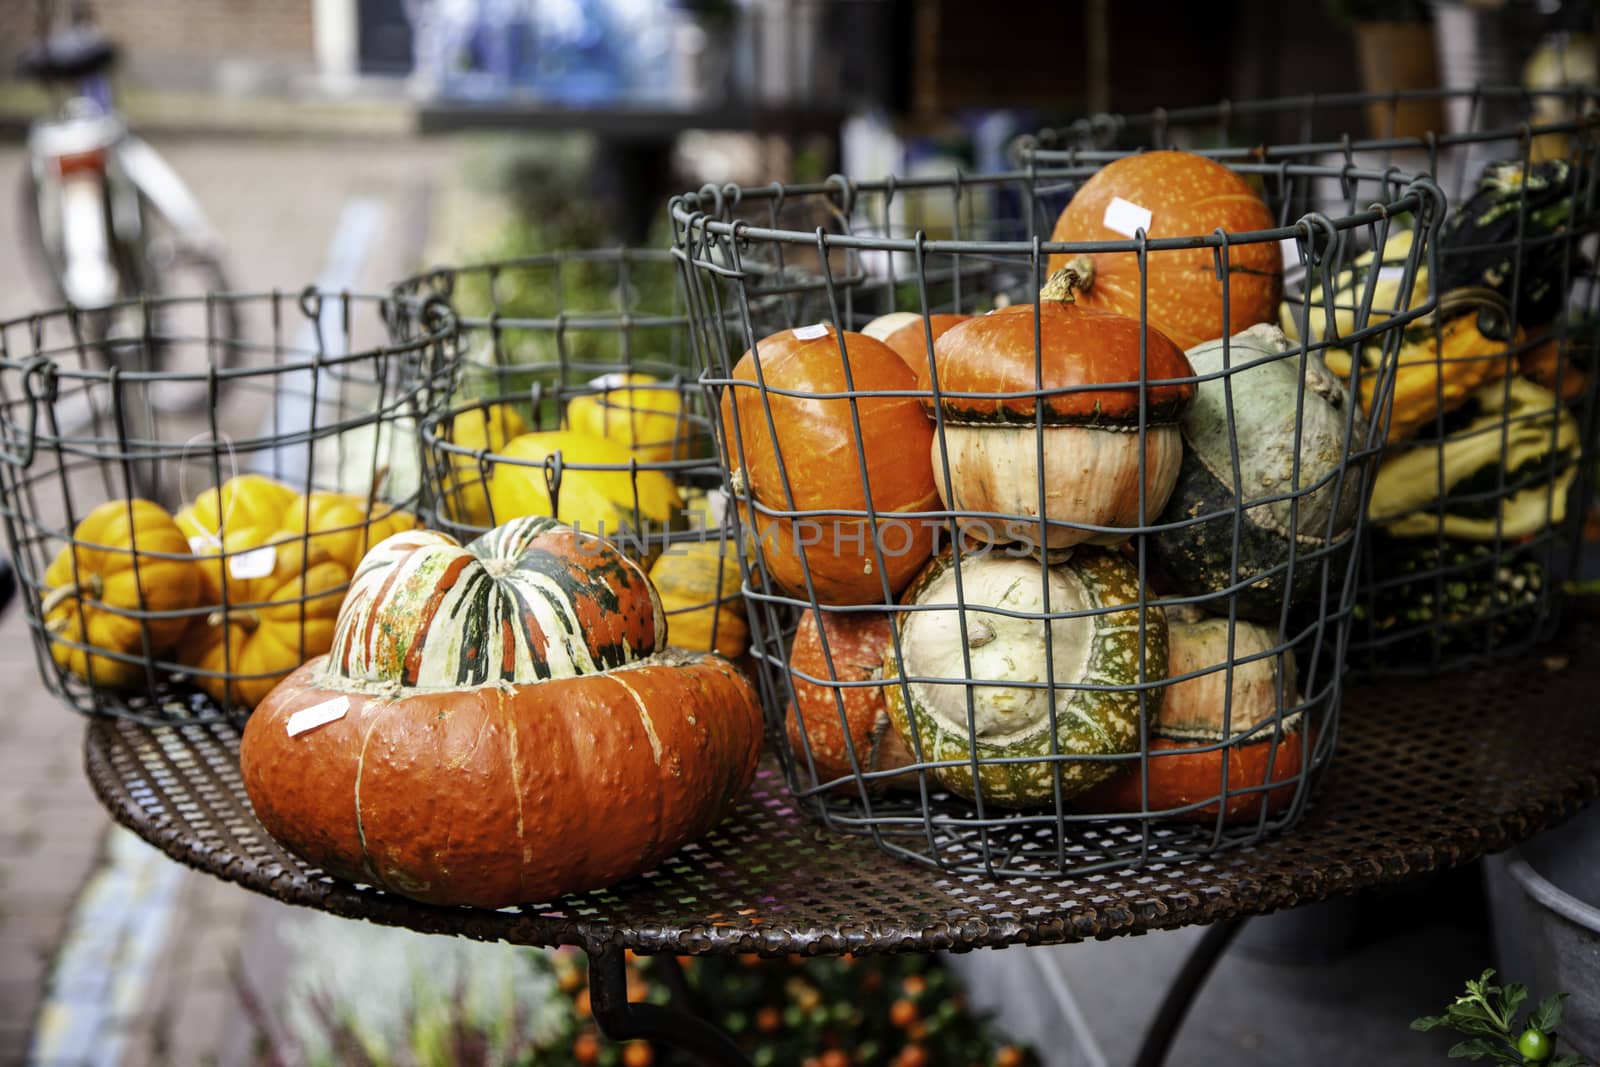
17, 0, 239, 422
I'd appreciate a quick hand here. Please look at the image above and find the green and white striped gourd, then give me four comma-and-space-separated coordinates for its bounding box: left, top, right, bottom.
883, 547, 1165, 807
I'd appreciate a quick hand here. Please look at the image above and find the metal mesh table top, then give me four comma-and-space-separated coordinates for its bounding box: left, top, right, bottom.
84, 646, 1600, 959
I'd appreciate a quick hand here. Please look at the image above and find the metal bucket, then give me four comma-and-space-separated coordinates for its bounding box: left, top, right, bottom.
1504, 803, 1600, 1059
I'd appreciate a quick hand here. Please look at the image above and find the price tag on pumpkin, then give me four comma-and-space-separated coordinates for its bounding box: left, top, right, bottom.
792, 323, 830, 341
228, 544, 277, 580
286, 695, 350, 737
188, 535, 215, 555
1103, 196, 1153, 238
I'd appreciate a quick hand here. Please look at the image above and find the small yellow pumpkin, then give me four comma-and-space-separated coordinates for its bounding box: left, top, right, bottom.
649, 538, 748, 658
180, 559, 351, 709
487, 430, 682, 543
439, 403, 528, 527
42, 499, 202, 688
176, 475, 303, 605
278, 491, 421, 573
564, 373, 694, 463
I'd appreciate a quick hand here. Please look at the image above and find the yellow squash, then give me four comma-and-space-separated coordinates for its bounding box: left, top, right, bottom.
42, 499, 202, 688
180, 559, 351, 709
649, 538, 748, 658
438, 403, 528, 528
564, 373, 694, 463
487, 430, 682, 543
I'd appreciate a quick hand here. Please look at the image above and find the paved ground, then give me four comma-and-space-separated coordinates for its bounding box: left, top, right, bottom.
0, 128, 461, 1067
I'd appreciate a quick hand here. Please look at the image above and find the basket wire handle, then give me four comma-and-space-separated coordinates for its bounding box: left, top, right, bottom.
0, 355, 52, 468
177, 431, 241, 551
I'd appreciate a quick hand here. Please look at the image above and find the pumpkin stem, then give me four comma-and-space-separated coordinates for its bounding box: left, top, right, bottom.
1040, 257, 1096, 303
40, 575, 101, 618
966, 618, 997, 649
207, 608, 260, 631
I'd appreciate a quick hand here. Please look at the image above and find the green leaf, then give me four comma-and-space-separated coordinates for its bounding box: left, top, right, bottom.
1503, 983, 1529, 1017
1413, 1014, 1452, 1031
1446, 1037, 1501, 1060
1548, 1053, 1588, 1067
1531, 993, 1568, 1034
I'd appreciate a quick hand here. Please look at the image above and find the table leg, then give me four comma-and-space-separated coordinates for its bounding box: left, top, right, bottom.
587, 946, 753, 1067
1131, 918, 1245, 1067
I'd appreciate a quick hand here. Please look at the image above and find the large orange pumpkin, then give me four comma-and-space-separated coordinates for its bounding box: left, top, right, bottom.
721, 325, 939, 605
1047, 151, 1281, 350
240, 517, 763, 908
879, 313, 972, 375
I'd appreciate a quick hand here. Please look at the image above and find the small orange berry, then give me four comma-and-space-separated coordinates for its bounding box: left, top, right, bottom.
756, 1007, 782, 1034
623, 1041, 654, 1067
819, 1049, 851, 1067
898, 1045, 929, 1067
902, 975, 927, 998
889, 999, 918, 1029
574, 1032, 601, 1066
574, 989, 592, 1018
908, 1022, 927, 1042
994, 1047, 1025, 1067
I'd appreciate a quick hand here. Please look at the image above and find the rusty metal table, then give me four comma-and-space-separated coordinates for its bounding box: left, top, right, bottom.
83, 643, 1600, 1065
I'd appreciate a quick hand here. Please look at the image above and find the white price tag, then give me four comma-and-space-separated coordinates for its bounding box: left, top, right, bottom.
286, 695, 351, 738
188, 535, 214, 555
588, 372, 630, 390
228, 544, 277, 580
792, 323, 830, 341
1102, 196, 1153, 238
1376, 266, 1407, 283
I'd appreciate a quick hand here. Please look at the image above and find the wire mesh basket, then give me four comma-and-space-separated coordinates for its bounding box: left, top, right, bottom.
389, 250, 751, 661
0, 288, 456, 725
671, 161, 1444, 878
1021, 88, 1600, 676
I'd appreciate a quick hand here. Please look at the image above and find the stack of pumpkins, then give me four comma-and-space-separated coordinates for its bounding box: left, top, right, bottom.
731, 151, 1373, 823
41, 475, 419, 709
436, 371, 749, 661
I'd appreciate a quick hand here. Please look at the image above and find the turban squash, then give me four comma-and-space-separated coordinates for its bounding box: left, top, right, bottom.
240, 516, 763, 907
922, 268, 1195, 554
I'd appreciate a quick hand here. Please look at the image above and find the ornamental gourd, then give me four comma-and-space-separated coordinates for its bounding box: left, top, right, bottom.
883, 547, 1165, 807
1076, 612, 1307, 824
1047, 151, 1282, 350
1148, 324, 1366, 623
42, 499, 202, 688
1282, 231, 1516, 444
721, 325, 940, 604
922, 268, 1195, 554
1368, 376, 1579, 541
785, 608, 914, 788
240, 517, 764, 908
